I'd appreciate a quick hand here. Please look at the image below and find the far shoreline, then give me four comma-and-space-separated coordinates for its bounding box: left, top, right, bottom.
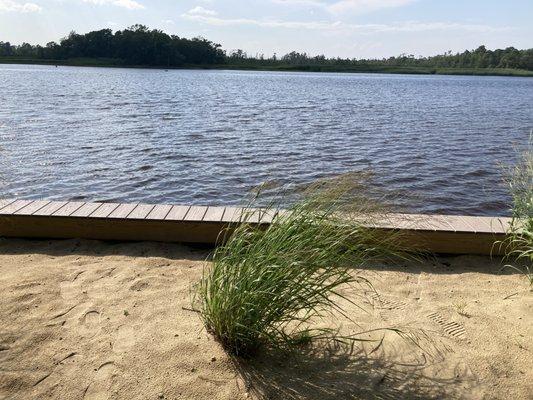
1, 58, 532, 77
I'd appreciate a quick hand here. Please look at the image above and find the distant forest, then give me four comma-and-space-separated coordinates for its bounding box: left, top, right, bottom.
1, 25, 532, 74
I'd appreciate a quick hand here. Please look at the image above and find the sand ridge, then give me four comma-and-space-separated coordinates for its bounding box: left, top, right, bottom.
0, 238, 531, 399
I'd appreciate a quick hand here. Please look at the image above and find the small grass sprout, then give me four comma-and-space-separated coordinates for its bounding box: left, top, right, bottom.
453, 301, 470, 318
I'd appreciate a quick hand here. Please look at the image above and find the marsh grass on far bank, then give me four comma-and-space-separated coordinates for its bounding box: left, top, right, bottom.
195, 175, 409, 357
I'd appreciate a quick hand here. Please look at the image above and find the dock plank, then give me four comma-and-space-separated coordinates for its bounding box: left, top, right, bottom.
90, 203, 120, 218
71, 202, 102, 217
244, 208, 262, 224
184, 206, 208, 221
165, 205, 190, 221
146, 204, 173, 220
0, 199, 15, 210
14, 200, 51, 215
203, 206, 225, 222
259, 209, 278, 224
0, 200, 33, 215
108, 203, 138, 219
53, 202, 85, 217
470, 216, 510, 234
222, 207, 244, 223
33, 201, 68, 216
394, 214, 456, 232
441, 215, 477, 233
127, 204, 156, 219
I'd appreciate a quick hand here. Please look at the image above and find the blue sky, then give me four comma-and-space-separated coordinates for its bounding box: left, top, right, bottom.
0, 0, 531, 58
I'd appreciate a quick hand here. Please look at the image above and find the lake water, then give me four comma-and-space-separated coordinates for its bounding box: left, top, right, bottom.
1, 64, 531, 216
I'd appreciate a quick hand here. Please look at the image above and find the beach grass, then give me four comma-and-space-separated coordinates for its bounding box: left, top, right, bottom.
195, 175, 407, 356
500, 136, 533, 287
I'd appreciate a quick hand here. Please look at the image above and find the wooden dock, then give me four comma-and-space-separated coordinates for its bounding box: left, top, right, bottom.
0, 199, 511, 255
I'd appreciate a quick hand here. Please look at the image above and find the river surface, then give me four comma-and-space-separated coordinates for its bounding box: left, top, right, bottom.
1, 64, 531, 215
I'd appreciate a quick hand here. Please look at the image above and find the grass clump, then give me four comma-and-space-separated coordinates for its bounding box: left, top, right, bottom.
195, 176, 406, 356
500, 135, 533, 287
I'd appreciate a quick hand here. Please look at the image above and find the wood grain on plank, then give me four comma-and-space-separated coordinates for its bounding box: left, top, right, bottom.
165, 205, 190, 221
14, 200, 51, 215
33, 201, 68, 216
108, 203, 138, 219
146, 204, 173, 220
446, 215, 479, 233
71, 202, 102, 217
0, 200, 33, 215
127, 204, 156, 219
90, 203, 120, 218
469, 216, 510, 234
0, 199, 15, 210
222, 207, 244, 223
203, 206, 225, 222
184, 206, 208, 221
53, 202, 85, 217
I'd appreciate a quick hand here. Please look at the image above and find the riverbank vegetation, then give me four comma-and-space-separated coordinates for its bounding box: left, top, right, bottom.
1, 25, 532, 76
501, 137, 533, 287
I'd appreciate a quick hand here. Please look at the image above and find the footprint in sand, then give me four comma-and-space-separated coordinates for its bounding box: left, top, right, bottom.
78, 309, 103, 338
83, 361, 115, 400
112, 325, 136, 353
427, 312, 467, 340
368, 292, 408, 310
60, 270, 86, 300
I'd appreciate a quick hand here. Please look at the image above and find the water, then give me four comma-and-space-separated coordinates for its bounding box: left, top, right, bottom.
1, 64, 531, 216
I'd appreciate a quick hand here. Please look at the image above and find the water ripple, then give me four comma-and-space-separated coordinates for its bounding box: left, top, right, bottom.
0, 65, 531, 216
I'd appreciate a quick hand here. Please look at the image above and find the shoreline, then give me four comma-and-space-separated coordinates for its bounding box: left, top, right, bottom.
1, 58, 532, 77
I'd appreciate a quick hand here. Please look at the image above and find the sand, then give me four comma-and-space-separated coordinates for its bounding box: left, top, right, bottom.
0, 238, 531, 400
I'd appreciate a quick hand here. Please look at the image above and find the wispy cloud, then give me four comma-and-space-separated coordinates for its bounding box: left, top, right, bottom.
82, 0, 144, 10
186, 6, 217, 16
181, 11, 511, 34
0, 0, 41, 12
326, 0, 416, 15
273, 0, 417, 15
271, 0, 323, 7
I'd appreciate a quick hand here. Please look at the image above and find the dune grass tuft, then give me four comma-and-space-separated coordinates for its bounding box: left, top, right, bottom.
500, 136, 533, 287
195, 176, 407, 356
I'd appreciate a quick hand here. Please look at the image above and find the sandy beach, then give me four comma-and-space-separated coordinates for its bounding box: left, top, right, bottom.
0, 238, 531, 400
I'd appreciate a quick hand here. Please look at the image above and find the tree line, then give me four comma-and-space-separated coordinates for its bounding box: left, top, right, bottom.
228, 46, 533, 71
0, 25, 224, 66
1, 25, 532, 71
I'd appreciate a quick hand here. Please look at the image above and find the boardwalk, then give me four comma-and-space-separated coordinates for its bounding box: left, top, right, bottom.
0, 199, 511, 255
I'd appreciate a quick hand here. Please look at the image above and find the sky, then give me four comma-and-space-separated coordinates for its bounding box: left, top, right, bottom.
0, 0, 532, 59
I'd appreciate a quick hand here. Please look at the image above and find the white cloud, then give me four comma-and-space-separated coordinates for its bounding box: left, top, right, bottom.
327, 0, 416, 14
186, 6, 217, 16
0, 0, 41, 12
271, 0, 323, 6
273, 0, 417, 15
181, 12, 510, 34
82, 0, 144, 10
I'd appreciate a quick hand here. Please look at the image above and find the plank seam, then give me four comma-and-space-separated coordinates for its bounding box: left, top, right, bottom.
123, 203, 140, 219
53, 202, 85, 217
0, 199, 16, 212
29, 201, 52, 215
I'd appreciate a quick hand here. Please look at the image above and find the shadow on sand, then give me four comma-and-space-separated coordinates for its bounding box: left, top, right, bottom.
0, 237, 518, 276
232, 337, 479, 400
